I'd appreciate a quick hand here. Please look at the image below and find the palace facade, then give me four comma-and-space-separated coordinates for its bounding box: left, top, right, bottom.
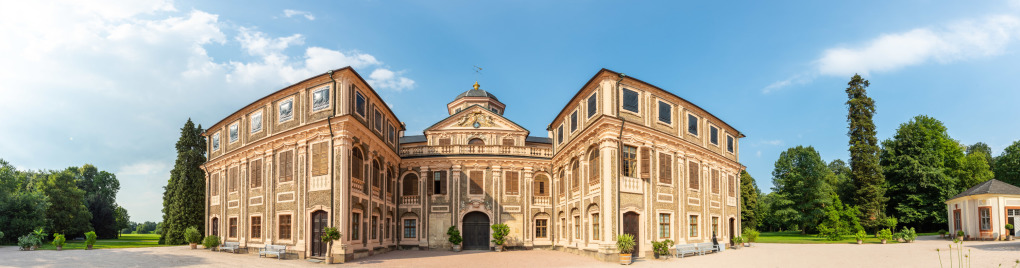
201, 67, 744, 262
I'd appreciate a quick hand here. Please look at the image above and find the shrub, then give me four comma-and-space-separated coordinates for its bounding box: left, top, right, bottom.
937, 229, 947, 236
446, 226, 462, 245
0, 230, 4, 241
731, 236, 744, 245
956, 230, 965, 238
743, 229, 760, 243
18, 234, 38, 249
883, 217, 898, 231
202, 235, 220, 249
184, 227, 203, 244
85, 231, 97, 246
32, 227, 46, 246
616, 234, 635, 254
877, 229, 893, 241
899, 227, 917, 242
52, 233, 66, 248
855, 230, 867, 241
1007, 224, 1015, 231
490, 224, 510, 246
651, 239, 673, 256
321, 227, 341, 244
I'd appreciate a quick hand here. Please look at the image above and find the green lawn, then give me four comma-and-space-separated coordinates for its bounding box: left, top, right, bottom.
38, 233, 173, 250
755, 231, 901, 244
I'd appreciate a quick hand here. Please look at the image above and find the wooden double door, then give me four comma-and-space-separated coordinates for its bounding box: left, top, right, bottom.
463, 212, 490, 250
311, 211, 328, 257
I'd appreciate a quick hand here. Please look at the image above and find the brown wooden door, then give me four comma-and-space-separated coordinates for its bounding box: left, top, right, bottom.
623, 212, 639, 254
211, 218, 219, 236
729, 218, 735, 246
311, 211, 328, 257
463, 212, 490, 250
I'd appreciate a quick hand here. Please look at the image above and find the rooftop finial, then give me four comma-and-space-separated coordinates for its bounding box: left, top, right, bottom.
473, 81, 480, 90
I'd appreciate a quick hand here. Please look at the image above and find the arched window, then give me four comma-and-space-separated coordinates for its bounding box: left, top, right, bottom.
403, 173, 418, 196
558, 169, 565, 194
352, 148, 365, 192
588, 148, 599, 185
387, 166, 396, 195
373, 159, 382, 189
469, 138, 485, 145
571, 159, 580, 190
533, 174, 549, 196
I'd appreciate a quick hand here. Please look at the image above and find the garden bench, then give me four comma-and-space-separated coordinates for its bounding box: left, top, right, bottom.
674, 244, 700, 258
220, 242, 240, 253
259, 245, 287, 260
696, 243, 716, 254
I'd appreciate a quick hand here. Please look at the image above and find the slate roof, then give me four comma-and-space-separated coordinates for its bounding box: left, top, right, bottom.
526, 136, 552, 144
949, 179, 1020, 200
399, 135, 427, 144
455, 88, 499, 101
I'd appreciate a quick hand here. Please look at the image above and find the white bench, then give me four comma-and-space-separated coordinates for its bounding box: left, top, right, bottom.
697, 243, 716, 254
259, 245, 287, 260
675, 244, 699, 258
220, 242, 240, 253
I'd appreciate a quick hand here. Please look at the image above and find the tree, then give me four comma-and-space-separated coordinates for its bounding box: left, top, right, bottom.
160, 119, 207, 245
844, 74, 887, 231
114, 205, 129, 238
39, 170, 93, 237
739, 170, 760, 230
996, 141, 1020, 187
881, 115, 963, 230
967, 142, 995, 169
959, 150, 994, 189
0, 159, 48, 244
69, 165, 121, 239
817, 195, 863, 241
828, 159, 855, 206
771, 146, 834, 234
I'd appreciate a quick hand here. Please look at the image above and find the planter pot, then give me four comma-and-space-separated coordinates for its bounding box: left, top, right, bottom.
452, 245, 462, 252
743, 242, 751, 247
324, 255, 334, 264
880, 239, 887, 244
494, 245, 503, 252
31, 245, 38, 250
56, 246, 62, 251
190, 243, 198, 249
857, 240, 863, 245
619, 253, 632, 265
87, 245, 94, 250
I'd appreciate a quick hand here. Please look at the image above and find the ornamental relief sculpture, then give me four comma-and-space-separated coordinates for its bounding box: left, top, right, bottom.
456, 111, 497, 128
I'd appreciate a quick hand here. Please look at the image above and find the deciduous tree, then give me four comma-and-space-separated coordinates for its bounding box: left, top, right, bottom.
881, 115, 963, 230
39, 170, 93, 237
771, 146, 834, 234
995, 141, 1020, 187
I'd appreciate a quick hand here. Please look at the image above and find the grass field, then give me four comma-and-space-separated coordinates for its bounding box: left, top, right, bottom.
38, 234, 172, 250
756, 231, 903, 244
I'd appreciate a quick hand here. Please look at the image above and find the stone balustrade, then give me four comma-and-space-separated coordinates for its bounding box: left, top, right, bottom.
399, 144, 553, 158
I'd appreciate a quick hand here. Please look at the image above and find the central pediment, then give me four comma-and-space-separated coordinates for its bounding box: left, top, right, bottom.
424, 105, 528, 134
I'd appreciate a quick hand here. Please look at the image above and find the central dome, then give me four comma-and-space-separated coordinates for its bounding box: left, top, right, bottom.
455, 82, 499, 101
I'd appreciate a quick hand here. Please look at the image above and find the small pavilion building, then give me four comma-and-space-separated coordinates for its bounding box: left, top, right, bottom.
945, 179, 1020, 240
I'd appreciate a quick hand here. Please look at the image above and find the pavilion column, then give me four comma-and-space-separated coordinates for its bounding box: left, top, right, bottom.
333, 135, 352, 258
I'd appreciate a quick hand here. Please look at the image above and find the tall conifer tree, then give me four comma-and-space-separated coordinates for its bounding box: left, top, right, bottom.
845, 74, 886, 230
160, 119, 207, 244
739, 170, 760, 230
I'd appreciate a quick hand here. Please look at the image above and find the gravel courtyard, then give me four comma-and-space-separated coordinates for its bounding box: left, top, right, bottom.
3, 236, 1019, 267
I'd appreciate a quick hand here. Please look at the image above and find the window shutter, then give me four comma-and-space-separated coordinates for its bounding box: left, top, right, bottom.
440, 171, 448, 195
439, 138, 451, 146
728, 174, 735, 197
688, 162, 699, 190
640, 148, 651, 179
503, 138, 514, 146
427, 172, 434, 195
469, 171, 483, 195
712, 170, 720, 194
659, 153, 671, 184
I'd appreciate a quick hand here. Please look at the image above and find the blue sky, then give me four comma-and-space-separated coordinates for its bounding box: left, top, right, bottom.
2, 0, 1020, 222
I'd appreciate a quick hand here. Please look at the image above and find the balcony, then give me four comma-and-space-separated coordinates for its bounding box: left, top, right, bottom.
399, 145, 553, 158
352, 178, 365, 192
622, 176, 642, 194
533, 196, 551, 206
401, 195, 420, 205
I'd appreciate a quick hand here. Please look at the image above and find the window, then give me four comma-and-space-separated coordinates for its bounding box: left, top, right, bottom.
468, 138, 485, 145
591, 213, 600, 240
561, 217, 566, 239
588, 149, 599, 185
211, 174, 219, 196
658, 101, 672, 124
687, 114, 698, 135
587, 93, 597, 118
570, 111, 577, 132
211, 217, 219, 236
710, 126, 719, 145
557, 125, 563, 144
212, 132, 220, 151
372, 160, 381, 189
438, 138, 451, 145
404, 219, 417, 238
558, 169, 565, 194
469, 171, 484, 195
228, 217, 237, 238
278, 215, 292, 240
658, 153, 672, 184
659, 214, 670, 238
352, 148, 364, 191
229, 123, 239, 143
433, 171, 446, 195
534, 174, 548, 196
640, 147, 650, 179
502, 137, 514, 146
689, 215, 699, 238
574, 215, 580, 239
622, 145, 637, 177
373, 109, 382, 131
250, 111, 263, 133
953, 210, 962, 232
403, 174, 418, 196
355, 91, 366, 117
386, 218, 391, 239
712, 170, 720, 194
312, 86, 330, 112
505, 171, 519, 195
278, 150, 294, 182
278, 99, 294, 122
728, 175, 736, 197
980, 207, 991, 231
389, 123, 396, 144
727, 135, 735, 153
689, 162, 700, 190
371, 215, 378, 239
622, 89, 639, 113
712, 217, 719, 237
536, 219, 548, 238
228, 167, 237, 192
571, 160, 579, 190
250, 216, 261, 239
250, 159, 262, 188
312, 142, 328, 177
352, 212, 361, 240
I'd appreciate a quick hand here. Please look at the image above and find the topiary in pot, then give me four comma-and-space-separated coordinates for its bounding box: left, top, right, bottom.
185, 227, 203, 249
320, 227, 342, 264
616, 234, 635, 265
490, 224, 510, 252
854, 230, 867, 244
1007, 224, 1015, 239
447, 226, 463, 252
52, 233, 66, 250
85, 231, 97, 250
956, 230, 965, 240
937, 229, 947, 238
877, 229, 893, 244
203, 235, 221, 250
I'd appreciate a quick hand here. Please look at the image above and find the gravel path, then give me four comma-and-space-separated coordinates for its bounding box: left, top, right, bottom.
2, 236, 1018, 267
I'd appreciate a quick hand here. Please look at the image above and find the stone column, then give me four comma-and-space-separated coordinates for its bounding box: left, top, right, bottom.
265, 149, 275, 245
297, 139, 308, 255
419, 166, 430, 249
333, 135, 351, 258
523, 167, 534, 247
600, 138, 618, 253
492, 165, 502, 224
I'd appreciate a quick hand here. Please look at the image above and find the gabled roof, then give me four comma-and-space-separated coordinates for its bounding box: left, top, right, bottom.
949, 179, 1020, 200
422, 104, 529, 134
399, 135, 427, 144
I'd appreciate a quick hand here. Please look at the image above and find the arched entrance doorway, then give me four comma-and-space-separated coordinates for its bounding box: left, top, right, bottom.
310, 211, 328, 257
728, 218, 735, 246
623, 212, 639, 255
462, 212, 490, 250
211, 217, 219, 236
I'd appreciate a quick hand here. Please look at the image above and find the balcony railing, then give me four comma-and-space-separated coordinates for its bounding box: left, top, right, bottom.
401, 195, 420, 205
622, 176, 642, 193
399, 145, 553, 158
352, 178, 365, 192
533, 196, 551, 205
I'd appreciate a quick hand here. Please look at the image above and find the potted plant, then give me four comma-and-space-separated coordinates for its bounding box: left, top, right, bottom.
743, 229, 760, 247
52, 233, 66, 251
616, 234, 635, 265
320, 226, 342, 264
651, 239, 672, 259
1006, 224, 1015, 240
85, 231, 97, 250
937, 229, 947, 239
956, 230, 965, 240
185, 227, 203, 249
899, 227, 917, 243
447, 226, 463, 252
490, 223, 509, 252
203, 235, 221, 251
731, 236, 743, 249
854, 230, 867, 244
18, 234, 38, 251
877, 229, 892, 244
31, 227, 46, 250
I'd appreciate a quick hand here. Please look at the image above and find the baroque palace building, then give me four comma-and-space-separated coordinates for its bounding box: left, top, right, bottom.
201, 67, 744, 262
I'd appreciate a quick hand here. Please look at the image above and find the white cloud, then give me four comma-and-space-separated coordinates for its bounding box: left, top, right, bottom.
118, 161, 169, 176
764, 14, 1020, 93
283, 9, 315, 21
368, 68, 416, 91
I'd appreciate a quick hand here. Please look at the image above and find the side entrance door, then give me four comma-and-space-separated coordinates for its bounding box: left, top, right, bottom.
311, 211, 328, 257
623, 212, 639, 255
463, 212, 491, 250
